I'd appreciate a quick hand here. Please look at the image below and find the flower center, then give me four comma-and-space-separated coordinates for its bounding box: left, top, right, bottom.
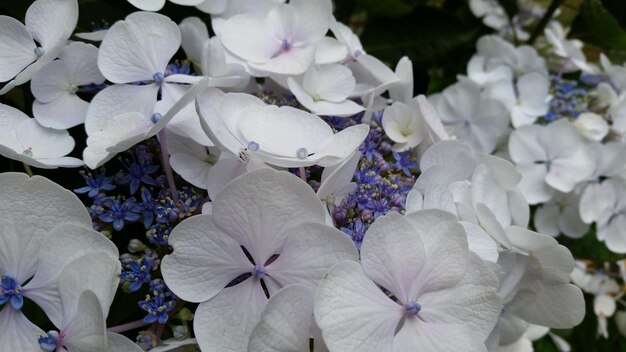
151, 113, 162, 124
0, 274, 24, 310
251, 265, 266, 279
153, 72, 165, 85
38, 330, 61, 352
247, 141, 260, 152
296, 147, 308, 159
281, 39, 292, 52
404, 301, 421, 316
34, 47, 45, 58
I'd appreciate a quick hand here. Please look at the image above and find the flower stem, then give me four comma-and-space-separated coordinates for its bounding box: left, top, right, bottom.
23, 163, 33, 177
299, 167, 307, 183
157, 130, 178, 203
527, 0, 565, 44
107, 319, 151, 333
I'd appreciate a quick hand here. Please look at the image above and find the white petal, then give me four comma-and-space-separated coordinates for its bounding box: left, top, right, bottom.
0, 173, 91, 282
516, 282, 585, 329
312, 124, 369, 167
33, 92, 90, 129
315, 37, 348, 65
290, 0, 332, 43
83, 112, 152, 169
24, 224, 118, 326
205, 154, 248, 198
0, 16, 36, 82
314, 261, 404, 352
62, 291, 106, 352
516, 164, 553, 205
317, 151, 360, 202
15, 118, 75, 158
31, 60, 72, 103
179, 17, 209, 66
601, 215, 626, 253
212, 169, 325, 265
248, 284, 314, 352
533, 203, 560, 237
304, 64, 355, 103
558, 204, 589, 239
193, 279, 268, 352
267, 223, 358, 289
0, 307, 44, 351
127, 0, 166, 11
218, 13, 279, 63
85, 84, 158, 135
594, 294, 616, 317
393, 317, 487, 352
168, 132, 213, 189
162, 214, 252, 303
249, 46, 316, 75
461, 222, 499, 262
238, 105, 333, 156
404, 210, 470, 296
517, 72, 549, 117
26, 0, 77, 49
574, 113, 609, 141
360, 213, 425, 303
195, 0, 228, 14
59, 41, 105, 86
546, 146, 594, 193
508, 125, 547, 164
98, 12, 180, 83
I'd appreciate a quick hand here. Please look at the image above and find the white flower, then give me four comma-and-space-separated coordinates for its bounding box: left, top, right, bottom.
0, 173, 119, 351
161, 168, 358, 352
508, 119, 595, 204
476, 35, 547, 77
431, 81, 509, 153
382, 99, 427, 152
166, 130, 219, 190
0, 0, 78, 94
315, 211, 501, 352
389, 56, 414, 104
484, 72, 551, 127
287, 64, 364, 117
31, 42, 105, 129
0, 104, 83, 168
196, 88, 369, 168
217, 0, 332, 75
534, 192, 589, 239
82, 78, 207, 169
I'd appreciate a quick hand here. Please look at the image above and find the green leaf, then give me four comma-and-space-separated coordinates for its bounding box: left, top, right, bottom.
570, 0, 626, 50
360, 6, 481, 67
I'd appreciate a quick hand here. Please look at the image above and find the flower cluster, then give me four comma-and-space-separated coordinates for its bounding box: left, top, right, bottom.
0, 0, 615, 351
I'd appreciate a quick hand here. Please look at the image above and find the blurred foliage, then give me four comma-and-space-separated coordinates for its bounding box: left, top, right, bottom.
2, 0, 626, 350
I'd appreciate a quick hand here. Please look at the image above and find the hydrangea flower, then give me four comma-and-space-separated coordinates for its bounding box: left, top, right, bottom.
0, 104, 83, 168
162, 169, 358, 351
30, 42, 105, 129
217, 0, 332, 75
430, 81, 509, 153
0, 0, 78, 94
508, 119, 595, 204
0, 173, 119, 351
315, 211, 501, 351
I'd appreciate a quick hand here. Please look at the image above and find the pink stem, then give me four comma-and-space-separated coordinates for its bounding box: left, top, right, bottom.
299, 167, 307, 183
107, 319, 151, 333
